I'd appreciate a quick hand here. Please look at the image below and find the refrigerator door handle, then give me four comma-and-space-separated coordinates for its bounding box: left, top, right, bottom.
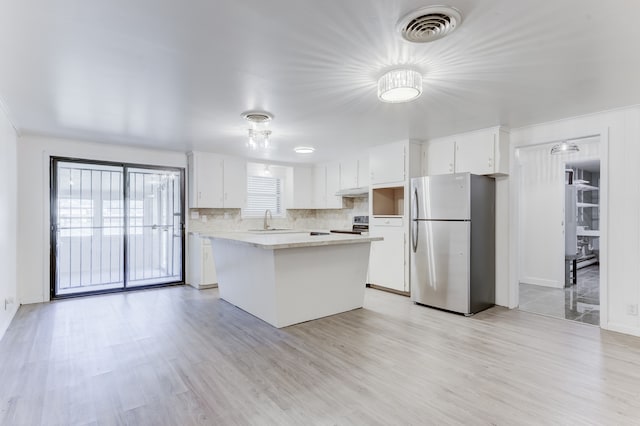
412, 187, 419, 253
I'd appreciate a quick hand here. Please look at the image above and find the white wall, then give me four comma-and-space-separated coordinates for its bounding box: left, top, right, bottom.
0, 105, 18, 340
510, 106, 640, 336
17, 134, 187, 304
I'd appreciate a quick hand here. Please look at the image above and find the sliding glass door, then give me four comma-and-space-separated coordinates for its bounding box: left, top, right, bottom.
127, 167, 182, 287
51, 159, 184, 298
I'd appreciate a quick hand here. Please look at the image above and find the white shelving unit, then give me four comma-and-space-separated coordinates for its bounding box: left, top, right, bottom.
568, 167, 601, 273
577, 230, 600, 237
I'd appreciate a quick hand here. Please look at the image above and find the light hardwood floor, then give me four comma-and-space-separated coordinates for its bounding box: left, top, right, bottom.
2, 286, 640, 425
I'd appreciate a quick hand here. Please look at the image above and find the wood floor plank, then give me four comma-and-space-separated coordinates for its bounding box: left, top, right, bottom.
2, 285, 640, 425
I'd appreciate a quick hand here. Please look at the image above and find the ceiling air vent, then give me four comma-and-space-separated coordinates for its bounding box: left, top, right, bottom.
397, 5, 463, 43
241, 111, 273, 123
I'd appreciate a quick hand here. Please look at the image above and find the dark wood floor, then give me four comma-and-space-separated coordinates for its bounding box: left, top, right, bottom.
1, 285, 640, 425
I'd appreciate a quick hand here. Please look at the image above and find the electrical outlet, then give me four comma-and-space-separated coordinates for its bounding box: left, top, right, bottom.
201, 215, 208, 223
4, 297, 14, 310
626, 304, 638, 316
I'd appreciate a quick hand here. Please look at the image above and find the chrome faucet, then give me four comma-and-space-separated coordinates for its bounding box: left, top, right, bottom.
263, 209, 273, 230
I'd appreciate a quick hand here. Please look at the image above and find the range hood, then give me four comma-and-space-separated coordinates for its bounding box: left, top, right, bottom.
335, 187, 369, 197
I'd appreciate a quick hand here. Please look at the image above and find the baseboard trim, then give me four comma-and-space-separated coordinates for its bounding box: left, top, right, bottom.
602, 321, 640, 337
520, 276, 563, 288
367, 284, 410, 297
187, 283, 218, 290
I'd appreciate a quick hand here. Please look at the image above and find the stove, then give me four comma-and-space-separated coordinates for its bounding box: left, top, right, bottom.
330, 215, 369, 235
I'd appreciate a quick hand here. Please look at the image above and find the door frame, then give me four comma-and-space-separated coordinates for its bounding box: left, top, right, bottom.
509, 128, 609, 328
50, 156, 186, 299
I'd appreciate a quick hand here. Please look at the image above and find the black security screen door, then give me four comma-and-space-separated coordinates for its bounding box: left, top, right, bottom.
51, 158, 184, 298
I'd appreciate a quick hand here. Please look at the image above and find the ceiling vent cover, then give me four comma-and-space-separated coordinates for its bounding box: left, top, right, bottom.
398, 5, 462, 43
241, 111, 273, 123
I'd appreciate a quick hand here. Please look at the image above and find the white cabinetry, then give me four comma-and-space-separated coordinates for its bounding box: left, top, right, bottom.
188, 152, 247, 208
188, 152, 223, 208
188, 234, 217, 289
222, 157, 247, 208
357, 156, 370, 188
313, 165, 326, 208
325, 162, 342, 208
370, 141, 407, 185
340, 159, 358, 189
339, 156, 370, 190
368, 140, 421, 294
455, 131, 498, 176
423, 127, 509, 176
425, 139, 455, 175
368, 217, 406, 292
288, 166, 314, 209
313, 163, 343, 209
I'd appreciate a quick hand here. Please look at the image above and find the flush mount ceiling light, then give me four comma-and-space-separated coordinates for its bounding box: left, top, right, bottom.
397, 5, 463, 43
550, 141, 580, 155
241, 110, 273, 151
377, 69, 423, 103
294, 146, 315, 154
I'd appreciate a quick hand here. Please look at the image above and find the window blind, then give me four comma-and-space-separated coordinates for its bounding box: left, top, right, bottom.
243, 175, 283, 217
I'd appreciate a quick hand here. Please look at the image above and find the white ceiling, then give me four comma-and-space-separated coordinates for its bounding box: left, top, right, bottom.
2, 0, 640, 163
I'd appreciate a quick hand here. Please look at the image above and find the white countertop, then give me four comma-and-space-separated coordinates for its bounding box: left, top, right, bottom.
197, 231, 382, 249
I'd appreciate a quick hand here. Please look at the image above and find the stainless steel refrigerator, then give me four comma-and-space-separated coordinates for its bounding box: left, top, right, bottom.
410, 173, 495, 315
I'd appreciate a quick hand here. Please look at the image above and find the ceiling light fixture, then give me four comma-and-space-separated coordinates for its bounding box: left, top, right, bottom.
241, 110, 273, 151
294, 146, 315, 154
550, 140, 580, 155
377, 69, 423, 103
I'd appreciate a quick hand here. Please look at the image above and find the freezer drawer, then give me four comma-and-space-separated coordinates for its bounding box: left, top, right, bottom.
410, 220, 470, 314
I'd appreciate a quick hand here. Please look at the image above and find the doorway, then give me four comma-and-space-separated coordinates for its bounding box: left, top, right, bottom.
516, 137, 604, 326
51, 158, 184, 298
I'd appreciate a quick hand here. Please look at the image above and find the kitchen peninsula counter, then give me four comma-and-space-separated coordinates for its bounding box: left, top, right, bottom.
200, 231, 379, 249
200, 231, 381, 328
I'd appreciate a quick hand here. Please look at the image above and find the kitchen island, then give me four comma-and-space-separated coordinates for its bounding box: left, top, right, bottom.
200, 231, 382, 328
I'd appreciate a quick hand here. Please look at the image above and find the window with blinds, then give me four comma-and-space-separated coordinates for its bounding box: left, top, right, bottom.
242, 175, 284, 218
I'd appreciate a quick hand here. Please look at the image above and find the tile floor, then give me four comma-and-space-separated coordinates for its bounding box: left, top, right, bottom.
519, 265, 600, 326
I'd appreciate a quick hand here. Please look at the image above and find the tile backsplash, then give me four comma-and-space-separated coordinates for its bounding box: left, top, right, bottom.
188, 197, 369, 233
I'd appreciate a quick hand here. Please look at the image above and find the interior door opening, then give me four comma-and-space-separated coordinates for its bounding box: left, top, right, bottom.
51, 158, 185, 298
516, 136, 603, 326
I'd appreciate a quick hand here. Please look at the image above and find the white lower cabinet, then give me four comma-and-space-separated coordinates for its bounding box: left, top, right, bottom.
368, 217, 407, 292
188, 234, 217, 289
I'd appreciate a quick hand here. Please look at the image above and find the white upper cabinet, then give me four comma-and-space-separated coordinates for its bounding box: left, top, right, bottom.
188, 152, 223, 208
370, 141, 406, 185
312, 163, 343, 209
222, 157, 247, 208
425, 139, 455, 175
325, 162, 342, 208
188, 152, 247, 208
357, 156, 370, 187
455, 130, 497, 175
313, 165, 326, 208
423, 127, 509, 176
339, 159, 358, 189
288, 166, 314, 209
339, 156, 370, 190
